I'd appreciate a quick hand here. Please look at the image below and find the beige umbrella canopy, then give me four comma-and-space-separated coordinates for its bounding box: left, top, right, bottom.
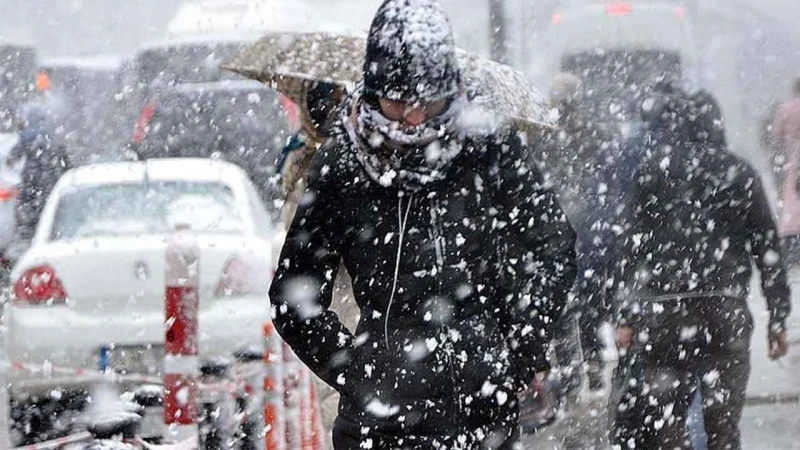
222, 31, 555, 138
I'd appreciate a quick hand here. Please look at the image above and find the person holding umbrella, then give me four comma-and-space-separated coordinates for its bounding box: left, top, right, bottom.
268, 0, 577, 448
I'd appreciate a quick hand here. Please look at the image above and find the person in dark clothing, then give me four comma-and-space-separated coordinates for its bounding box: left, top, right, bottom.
268, 1, 578, 449
609, 88, 791, 450
8, 104, 70, 244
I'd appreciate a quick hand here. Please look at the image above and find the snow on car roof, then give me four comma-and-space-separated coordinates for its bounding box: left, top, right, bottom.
138, 33, 262, 52
60, 159, 248, 187
40, 55, 125, 71
164, 79, 268, 94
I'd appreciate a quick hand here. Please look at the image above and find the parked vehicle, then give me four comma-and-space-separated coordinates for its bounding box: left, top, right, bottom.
38, 56, 125, 163
531, 1, 699, 138
7, 158, 276, 391
131, 80, 289, 215
0, 132, 22, 275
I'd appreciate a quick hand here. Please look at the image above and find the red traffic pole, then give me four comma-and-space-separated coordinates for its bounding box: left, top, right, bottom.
283, 343, 302, 449
263, 322, 286, 450
163, 225, 200, 442
298, 367, 313, 450
309, 380, 323, 450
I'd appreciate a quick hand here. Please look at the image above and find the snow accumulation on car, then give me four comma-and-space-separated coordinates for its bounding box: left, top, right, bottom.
6, 158, 277, 391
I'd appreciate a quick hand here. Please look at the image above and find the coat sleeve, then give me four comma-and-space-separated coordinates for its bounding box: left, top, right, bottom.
495, 133, 578, 387
268, 147, 355, 392
746, 171, 792, 333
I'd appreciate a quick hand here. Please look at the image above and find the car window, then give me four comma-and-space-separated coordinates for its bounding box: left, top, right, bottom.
562, 49, 682, 123
50, 181, 243, 240
140, 88, 286, 162
243, 179, 274, 239
135, 43, 246, 89
137, 86, 288, 210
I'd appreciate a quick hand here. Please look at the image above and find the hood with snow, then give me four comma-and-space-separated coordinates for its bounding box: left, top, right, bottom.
363, 0, 461, 105
351, 0, 467, 192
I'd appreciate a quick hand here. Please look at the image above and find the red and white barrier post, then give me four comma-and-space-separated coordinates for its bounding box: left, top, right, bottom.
263, 322, 285, 450
164, 225, 200, 442
309, 381, 323, 450
298, 367, 313, 450
282, 343, 302, 450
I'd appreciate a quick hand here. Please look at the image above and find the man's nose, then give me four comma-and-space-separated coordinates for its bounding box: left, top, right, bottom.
404, 109, 427, 127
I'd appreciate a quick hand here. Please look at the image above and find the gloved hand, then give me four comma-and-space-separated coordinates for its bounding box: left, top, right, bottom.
518, 371, 548, 396
768, 330, 789, 360
615, 325, 634, 350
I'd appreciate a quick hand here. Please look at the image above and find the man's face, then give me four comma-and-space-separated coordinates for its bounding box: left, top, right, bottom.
378, 98, 449, 127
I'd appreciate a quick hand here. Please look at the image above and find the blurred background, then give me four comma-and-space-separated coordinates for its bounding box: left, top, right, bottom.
0, 2, 798, 447
1, 0, 799, 177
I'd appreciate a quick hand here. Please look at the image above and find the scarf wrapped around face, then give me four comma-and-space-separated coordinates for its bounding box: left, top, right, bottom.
344, 89, 465, 191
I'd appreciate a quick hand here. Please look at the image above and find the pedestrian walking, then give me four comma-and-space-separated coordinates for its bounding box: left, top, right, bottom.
268, 1, 577, 448
8, 103, 70, 245
609, 87, 791, 450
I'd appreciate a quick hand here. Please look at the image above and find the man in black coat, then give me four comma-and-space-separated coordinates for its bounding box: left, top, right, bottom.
609, 87, 791, 450
268, 1, 577, 448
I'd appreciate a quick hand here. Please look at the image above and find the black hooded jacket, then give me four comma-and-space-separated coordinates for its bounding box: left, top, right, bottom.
612, 90, 791, 332
269, 113, 577, 441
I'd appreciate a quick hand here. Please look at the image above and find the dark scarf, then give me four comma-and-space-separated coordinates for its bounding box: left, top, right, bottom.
344, 89, 465, 191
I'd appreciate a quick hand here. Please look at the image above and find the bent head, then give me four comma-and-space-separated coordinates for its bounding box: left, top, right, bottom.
349, 0, 467, 191
363, 0, 462, 128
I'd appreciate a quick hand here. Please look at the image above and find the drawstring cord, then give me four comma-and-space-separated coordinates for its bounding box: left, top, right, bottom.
385, 194, 414, 351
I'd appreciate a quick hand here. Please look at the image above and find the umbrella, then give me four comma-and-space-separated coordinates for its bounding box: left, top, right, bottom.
221, 32, 555, 137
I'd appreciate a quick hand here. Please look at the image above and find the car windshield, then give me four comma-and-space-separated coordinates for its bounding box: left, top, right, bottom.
50, 181, 244, 240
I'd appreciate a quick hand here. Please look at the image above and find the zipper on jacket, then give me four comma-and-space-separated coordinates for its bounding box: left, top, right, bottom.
384, 193, 414, 351
429, 197, 446, 289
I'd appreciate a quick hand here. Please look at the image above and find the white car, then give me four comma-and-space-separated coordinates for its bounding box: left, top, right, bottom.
7, 158, 276, 388
0, 133, 21, 255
